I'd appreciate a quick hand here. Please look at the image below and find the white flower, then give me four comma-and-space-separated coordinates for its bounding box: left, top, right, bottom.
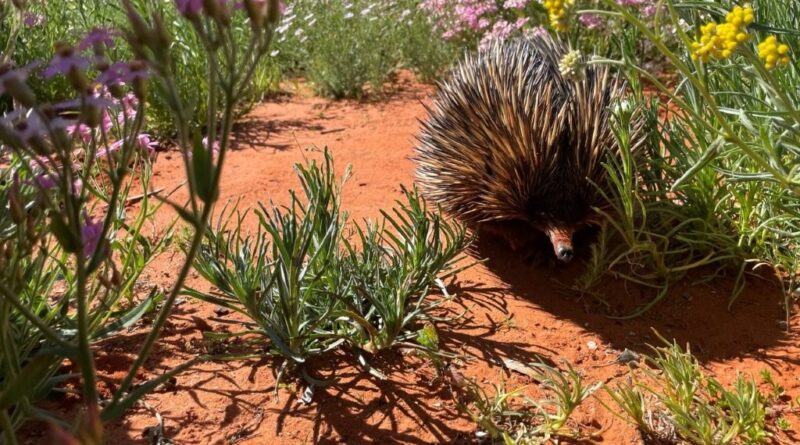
344, 11, 354, 19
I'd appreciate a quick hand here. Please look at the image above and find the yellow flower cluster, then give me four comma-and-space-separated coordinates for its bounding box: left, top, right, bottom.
543, 0, 574, 33
757, 36, 790, 70
690, 6, 754, 62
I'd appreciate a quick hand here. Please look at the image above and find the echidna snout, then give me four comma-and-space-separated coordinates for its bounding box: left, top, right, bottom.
542, 225, 576, 263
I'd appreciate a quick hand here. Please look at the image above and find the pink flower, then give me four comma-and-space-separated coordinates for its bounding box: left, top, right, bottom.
641, 5, 657, 16
80, 214, 104, 258
202, 137, 220, 154
525, 26, 548, 38
504, 0, 528, 9
579, 14, 603, 29
67, 123, 94, 144
97, 133, 157, 158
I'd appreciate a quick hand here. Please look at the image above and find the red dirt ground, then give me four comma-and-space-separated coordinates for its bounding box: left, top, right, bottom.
21, 76, 800, 444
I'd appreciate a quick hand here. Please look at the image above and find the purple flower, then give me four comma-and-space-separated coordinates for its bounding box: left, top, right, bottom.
95, 61, 149, 88
43, 49, 89, 79
579, 14, 603, 29
80, 214, 104, 258
14, 113, 49, 143
202, 137, 220, 154
78, 28, 117, 51
23, 12, 45, 27
175, 0, 203, 16
0, 62, 39, 97
28, 173, 83, 195
641, 5, 657, 16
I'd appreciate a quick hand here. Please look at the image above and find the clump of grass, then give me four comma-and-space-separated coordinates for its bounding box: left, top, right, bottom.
273, 0, 457, 98
453, 362, 600, 443
602, 339, 775, 444
186, 149, 472, 385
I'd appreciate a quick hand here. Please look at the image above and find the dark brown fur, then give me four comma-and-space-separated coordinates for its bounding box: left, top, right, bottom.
415, 35, 643, 262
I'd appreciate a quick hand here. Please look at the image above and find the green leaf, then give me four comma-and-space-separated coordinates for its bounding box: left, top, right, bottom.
0, 355, 59, 409
90, 289, 164, 341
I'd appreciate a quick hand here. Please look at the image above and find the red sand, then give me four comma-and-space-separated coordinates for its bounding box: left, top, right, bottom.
22, 77, 800, 444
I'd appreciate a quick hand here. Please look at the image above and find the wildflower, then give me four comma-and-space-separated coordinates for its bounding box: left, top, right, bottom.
579, 13, 603, 30
690, 6, 753, 62
543, 0, 574, 32
757, 35, 791, 70
44, 45, 90, 90
80, 213, 104, 258
78, 28, 117, 51
641, 5, 657, 17
0, 63, 38, 107
23, 11, 44, 26
202, 136, 220, 154
525, 26, 548, 38
558, 49, 585, 81
175, 0, 203, 17
67, 122, 93, 144
504, 0, 528, 8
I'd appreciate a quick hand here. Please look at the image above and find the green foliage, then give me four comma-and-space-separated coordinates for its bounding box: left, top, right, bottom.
575, 0, 800, 318
274, 0, 457, 98
187, 150, 471, 383
603, 340, 773, 444
4, 0, 280, 138
455, 362, 599, 444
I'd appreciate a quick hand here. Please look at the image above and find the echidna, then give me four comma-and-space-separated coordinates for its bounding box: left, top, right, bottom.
415, 35, 642, 263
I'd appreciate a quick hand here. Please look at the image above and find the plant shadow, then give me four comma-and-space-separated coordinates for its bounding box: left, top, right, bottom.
469, 227, 797, 366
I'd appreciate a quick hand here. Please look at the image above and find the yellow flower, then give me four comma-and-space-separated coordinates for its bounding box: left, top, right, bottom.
690, 6, 753, 62
758, 35, 791, 70
543, 0, 574, 33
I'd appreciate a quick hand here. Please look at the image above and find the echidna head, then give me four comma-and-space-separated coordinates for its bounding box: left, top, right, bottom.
539, 223, 577, 263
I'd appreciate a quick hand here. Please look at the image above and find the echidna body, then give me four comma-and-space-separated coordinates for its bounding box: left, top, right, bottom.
415, 35, 641, 262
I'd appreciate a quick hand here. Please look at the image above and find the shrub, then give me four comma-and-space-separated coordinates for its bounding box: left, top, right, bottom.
2, 0, 281, 139
0, 0, 282, 440
575, 0, 800, 318
603, 339, 773, 444
187, 150, 472, 385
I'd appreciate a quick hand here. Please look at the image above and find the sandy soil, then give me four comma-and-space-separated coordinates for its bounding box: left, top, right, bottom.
21, 76, 800, 444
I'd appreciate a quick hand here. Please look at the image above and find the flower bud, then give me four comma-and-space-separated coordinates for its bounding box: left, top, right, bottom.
130, 60, 148, 100
244, 0, 265, 31
152, 14, 171, 52
202, 0, 221, 19
9, 175, 25, 224
1, 63, 37, 108
11, 0, 28, 11
124, 0, 151, 52
266, 0, 281, 27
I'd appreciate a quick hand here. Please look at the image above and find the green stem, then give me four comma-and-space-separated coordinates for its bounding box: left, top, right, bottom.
0, 408, 19, 445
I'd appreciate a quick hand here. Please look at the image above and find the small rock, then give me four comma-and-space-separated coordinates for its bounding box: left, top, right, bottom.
587, 340, 598, 351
